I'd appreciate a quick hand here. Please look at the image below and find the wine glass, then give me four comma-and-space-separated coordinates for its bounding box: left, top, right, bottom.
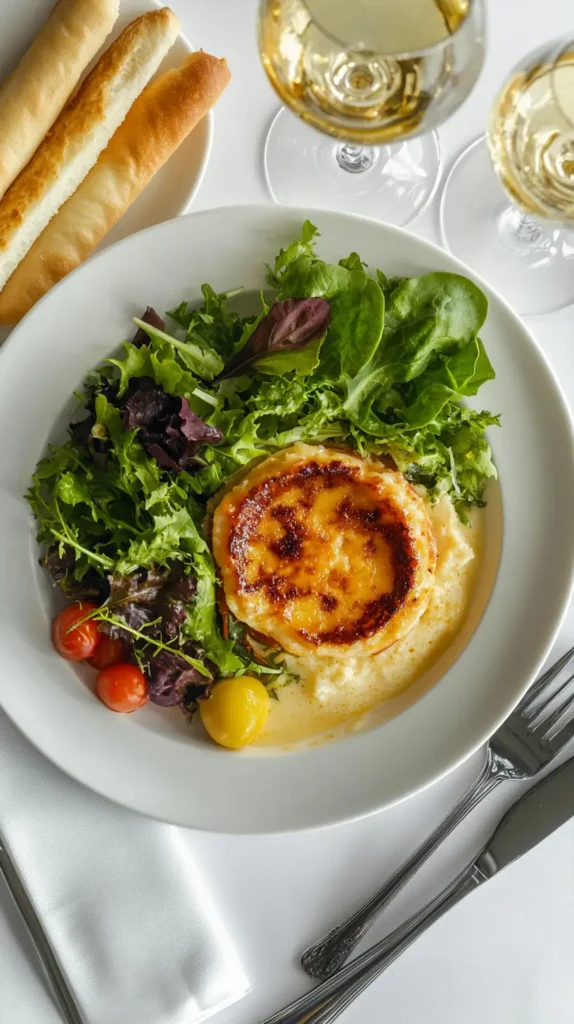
441, 38, 574, 315
257, 0, 485, 227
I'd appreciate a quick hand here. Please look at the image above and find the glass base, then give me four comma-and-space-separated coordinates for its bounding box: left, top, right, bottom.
264, 107, 441, 228
440, 136, 574, 316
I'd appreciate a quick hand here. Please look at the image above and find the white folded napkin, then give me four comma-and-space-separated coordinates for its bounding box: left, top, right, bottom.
0, 710, 249, 1024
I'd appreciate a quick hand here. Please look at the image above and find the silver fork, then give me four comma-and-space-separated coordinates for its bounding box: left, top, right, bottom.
302, 645, 574, 981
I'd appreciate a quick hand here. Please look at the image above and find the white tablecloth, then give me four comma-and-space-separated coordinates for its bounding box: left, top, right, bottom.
3, 1, 574, 1022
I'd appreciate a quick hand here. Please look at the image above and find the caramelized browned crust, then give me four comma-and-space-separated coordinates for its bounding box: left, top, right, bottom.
212, 444, 437, 658
229, 458, 417, 647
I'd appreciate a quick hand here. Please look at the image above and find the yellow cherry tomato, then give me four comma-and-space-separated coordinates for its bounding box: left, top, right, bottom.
200, 676, 269, 749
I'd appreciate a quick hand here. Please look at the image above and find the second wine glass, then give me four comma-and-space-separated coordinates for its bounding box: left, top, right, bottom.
258, 0, 485, 226
441, 37, 574, 315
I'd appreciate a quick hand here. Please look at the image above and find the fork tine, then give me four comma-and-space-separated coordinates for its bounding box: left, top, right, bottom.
519, 645, 574, 717
531, 668, 574, 722
549, 713, 574, 755
532, 674, 574, 737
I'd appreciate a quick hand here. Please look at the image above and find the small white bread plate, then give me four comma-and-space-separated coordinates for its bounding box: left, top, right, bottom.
0, 205, 573, 833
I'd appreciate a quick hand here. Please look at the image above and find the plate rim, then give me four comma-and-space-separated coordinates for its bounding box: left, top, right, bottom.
1, 203, 573, 834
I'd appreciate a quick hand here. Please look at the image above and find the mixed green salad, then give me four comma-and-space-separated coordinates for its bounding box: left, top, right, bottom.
29, 222, 499, 714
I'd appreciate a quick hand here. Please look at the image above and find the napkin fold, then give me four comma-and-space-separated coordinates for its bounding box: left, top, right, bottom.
0, 711, 249, 1024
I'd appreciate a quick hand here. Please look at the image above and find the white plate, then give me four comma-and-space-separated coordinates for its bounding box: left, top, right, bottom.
1, 205, 573, 834
0, 0, 212, 251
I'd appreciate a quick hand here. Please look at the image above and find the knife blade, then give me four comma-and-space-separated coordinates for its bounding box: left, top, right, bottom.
474, 753, 574, 878
262, 756, 574, 1024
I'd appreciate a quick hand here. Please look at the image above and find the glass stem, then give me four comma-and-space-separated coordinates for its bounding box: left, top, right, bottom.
497, 203, 549, 249
336, 144, 376, 174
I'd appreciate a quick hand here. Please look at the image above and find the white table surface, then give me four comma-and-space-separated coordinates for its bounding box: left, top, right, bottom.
3, 1, 574, 1022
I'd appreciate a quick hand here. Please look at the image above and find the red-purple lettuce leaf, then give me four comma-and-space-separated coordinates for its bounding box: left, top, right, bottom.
41, 547, 109, 603
104, 564, 198, 643
120, 377, 223, 472
145, 648, 213, 708
218, 297, 329, 380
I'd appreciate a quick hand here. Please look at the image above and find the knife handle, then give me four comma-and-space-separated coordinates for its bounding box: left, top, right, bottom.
0, 841, 85, 1024
261, 861, 485, 1024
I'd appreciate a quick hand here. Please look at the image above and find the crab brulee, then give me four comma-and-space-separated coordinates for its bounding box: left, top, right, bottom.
212, 444, 481, 747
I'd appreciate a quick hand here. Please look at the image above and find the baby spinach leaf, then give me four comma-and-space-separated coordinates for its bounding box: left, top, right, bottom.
404, 339, 495, 428
343, 273, 489, 432
319, 271, 384, 379
378, 273, 488, 384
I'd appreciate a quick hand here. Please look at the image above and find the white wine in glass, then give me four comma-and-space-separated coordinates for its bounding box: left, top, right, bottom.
489, 51, 574, 222
258, 0, 485, 225
441, 39, 574, 315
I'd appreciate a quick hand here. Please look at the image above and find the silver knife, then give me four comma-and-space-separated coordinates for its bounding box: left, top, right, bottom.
262, 755, 574, 1024
0, 841, 84, 1024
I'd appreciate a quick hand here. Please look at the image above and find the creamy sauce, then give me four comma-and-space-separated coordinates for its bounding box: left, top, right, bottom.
254, 496, 481, 748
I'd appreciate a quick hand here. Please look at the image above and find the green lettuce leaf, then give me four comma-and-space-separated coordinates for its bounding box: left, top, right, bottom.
403, 339, 495, 429
267, 219, 319, 286
132, 318, 224, 380
378, 273, 488, 382
343, 273, 489, 435
251, 334, 324, 377
271, 228, 385, 379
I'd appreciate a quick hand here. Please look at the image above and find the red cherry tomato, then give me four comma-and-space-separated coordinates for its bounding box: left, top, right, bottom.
52, 603, 100, 662
88, 634, 124, 671
96, 664, 148, 713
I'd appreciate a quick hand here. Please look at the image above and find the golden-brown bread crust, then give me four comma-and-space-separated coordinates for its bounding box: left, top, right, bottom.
0, 8, 179, 253
0, 51, 230, 323
0, 0, 120, 200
